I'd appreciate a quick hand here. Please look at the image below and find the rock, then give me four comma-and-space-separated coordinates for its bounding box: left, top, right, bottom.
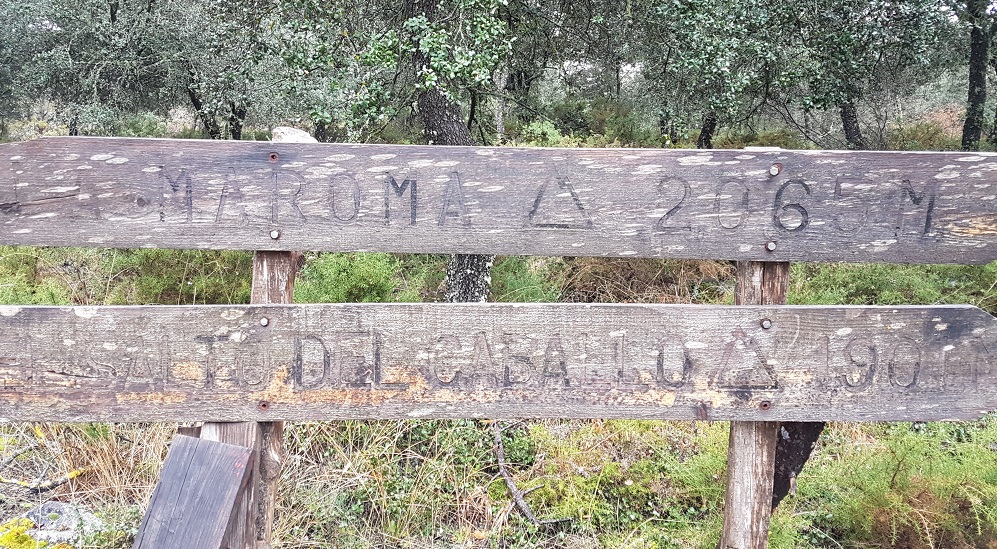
20, 501, 103, 545
271, 127, 318, 143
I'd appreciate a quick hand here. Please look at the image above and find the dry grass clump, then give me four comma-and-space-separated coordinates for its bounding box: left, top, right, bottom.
0, 423, 173, 547
559, 258, 734, 304
273, 420, 506, 548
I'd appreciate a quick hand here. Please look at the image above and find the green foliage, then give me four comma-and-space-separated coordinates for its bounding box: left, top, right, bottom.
789, 0, 951, 113
790, 419, 997, 547
115, 113, 167, 138
789, 262, 997, 313
76, 505, 142, 549
887, 121, 963, 151
0, 247, 71, 305
491, 257, 562, 302
403, 0, 511, 99
713, 129, 810, 150
292, 252, 447, 304
519, 119, 563, 147
0, 247, 252, 306
282, 420, 500, 544
295, 253, 402, 303
104, 250, 252, 305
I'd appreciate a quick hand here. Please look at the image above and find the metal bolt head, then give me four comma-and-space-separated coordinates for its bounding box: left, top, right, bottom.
759, 400, 772, 411
765, 240, 777, 252
769, 163, 782, 176
260, 317, 270, 327
269, 229, 281, 240
760, 318, 773, 329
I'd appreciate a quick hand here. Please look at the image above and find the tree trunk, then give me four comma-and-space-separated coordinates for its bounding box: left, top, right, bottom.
839, 101, 867, 150
417, 87, 495, 301
962, 0, 988, 151
989, 56, 997, 142
494, 66, 508, 144
418, 87, 470, 146
315, 121, 329, 143
228, 101, 246, 141
697, 112, 717, 149
186, 85, 221, 140
408, 0, 494, 302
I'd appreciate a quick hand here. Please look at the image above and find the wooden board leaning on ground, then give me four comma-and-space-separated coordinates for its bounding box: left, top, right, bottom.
1, 137, 996, 264
0, 303, 992, 422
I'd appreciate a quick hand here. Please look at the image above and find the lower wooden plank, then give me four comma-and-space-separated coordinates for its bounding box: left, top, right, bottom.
132, 435, 253, 549
0, 303, 992, 421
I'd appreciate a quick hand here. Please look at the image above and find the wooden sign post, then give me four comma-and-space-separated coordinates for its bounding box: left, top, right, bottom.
720, 261, 789, 548
2, 137, 997, 548
200, 251, 297, 549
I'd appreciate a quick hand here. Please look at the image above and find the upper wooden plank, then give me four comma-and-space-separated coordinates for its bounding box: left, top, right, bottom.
0, 302, 993, 421
1, 137, 995, 263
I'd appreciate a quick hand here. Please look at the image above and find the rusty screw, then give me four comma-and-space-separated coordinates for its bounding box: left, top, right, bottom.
759, 400, 772, 411
268, 152, 279, 163
769, 163, 782, 177
269, 229, 281, 240
765, 240, 777, 252
258, 401, 271, 411
760, 318, 773, 329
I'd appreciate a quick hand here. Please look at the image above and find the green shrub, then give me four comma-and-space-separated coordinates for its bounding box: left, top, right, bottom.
520, 120, 563, 147
491, 256, 562, 302
791, 418, 997, 548
294, 252, 401, 303
0, 247, 71, 305
887, 121, 962, 151
117, 112, 167, 138
550, 99, 594, 136
105, 249, 252, 305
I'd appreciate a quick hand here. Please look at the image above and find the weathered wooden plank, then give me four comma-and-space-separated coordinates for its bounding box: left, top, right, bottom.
0, 303, 992, 421
2, 137, 996, 263
200, 422, 261, 549
132, 435, 253, 549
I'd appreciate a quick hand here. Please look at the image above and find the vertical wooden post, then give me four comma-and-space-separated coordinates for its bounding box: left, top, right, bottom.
201, 251, 299, 549
718, 261, 789, 549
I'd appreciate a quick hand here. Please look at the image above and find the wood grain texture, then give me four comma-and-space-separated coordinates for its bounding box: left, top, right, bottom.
0, 303, 992, 422
719, 421, 780, 549
132, 435, 253, 549
204, 250, 297, 549
200, 422, 261, 549
2, 137, 996, 264
250, 250, 294, 549
720, 261, 791, 549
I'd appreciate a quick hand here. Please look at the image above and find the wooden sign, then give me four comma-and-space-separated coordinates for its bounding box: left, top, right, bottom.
0, 303, 992, 421
2, 137, 996, 264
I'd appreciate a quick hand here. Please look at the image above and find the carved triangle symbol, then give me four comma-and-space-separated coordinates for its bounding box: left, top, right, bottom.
526, 177, 593, 229
715, 327, 777, 390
